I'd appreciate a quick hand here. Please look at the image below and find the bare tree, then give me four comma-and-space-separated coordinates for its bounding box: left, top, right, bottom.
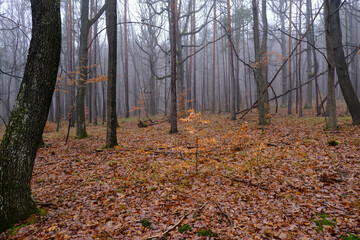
76, 0, 108, 139
325, 0, 360, 124
252, 0, 269, 125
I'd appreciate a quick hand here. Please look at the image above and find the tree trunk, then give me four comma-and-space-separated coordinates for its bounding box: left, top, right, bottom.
325, 0, 360, 124
0, 0, 61, 231
304, 0, 313, 109
252, 0, 268, 125
288, 0, 293, 115
227, 0, 236, 120
211, 0, 216, 114
124, 0, 130, 118
298, 0, 303, 117
279, 0, 288, 108
170, 0, 178, 133
325, 3, 337, 130
106, 0, 118, 147
76, 0, 107, 138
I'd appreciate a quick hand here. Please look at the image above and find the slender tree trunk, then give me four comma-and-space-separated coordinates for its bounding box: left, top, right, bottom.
298, 0, 303, 117
252, 0, 268, 125
170, 0, 178, 133
76, 0, 91, 138
227, 0, 236, 120
325, 6, 337, 130
0, 0, 61, 231
288, 0, 293, 115
211, 0, 216, 114
305, 0, 313, 109
124, 0, 130, 118
76, 0, 107, 138
325, 0, 360, 124
92, 0, 99, 126
106, 0, 118, 147
279, 0, 288, 108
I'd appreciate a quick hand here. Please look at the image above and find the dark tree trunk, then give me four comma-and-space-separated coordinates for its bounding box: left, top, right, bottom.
106, 0, 118, 147
170, 0, 178, 133
325, 0, 360, 124
0, 0, 61, 231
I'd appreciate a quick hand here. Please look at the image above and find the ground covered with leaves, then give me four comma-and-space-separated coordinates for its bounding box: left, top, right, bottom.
1, 112, 360, 239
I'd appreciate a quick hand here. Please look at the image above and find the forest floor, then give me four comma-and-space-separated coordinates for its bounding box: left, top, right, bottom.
1, 109, 360, 239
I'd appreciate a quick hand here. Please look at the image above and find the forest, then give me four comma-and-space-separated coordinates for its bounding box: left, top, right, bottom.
0, 0, 359, 239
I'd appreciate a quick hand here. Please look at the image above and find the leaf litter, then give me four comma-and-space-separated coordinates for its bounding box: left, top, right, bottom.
2, 114, 360, 239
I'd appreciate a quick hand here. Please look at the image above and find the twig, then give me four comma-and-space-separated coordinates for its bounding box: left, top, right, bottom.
231, 177, 269, 191
36, 202, 58, 208
146, 202, 207, 239
214, 202, 232, 226
30, 226, 44, 238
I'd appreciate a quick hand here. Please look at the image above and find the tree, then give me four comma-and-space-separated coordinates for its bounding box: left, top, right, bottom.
287, 0, 293, 115
325, 3, 337, 130
76, 0, 108, 139
304, 0, 314, 109
106, 0, 118, 147
170, 0, 178, 133
124, 0, 130, 118
252, 0, 269, 125
0, 0, 61, 231
325, 0, 360, 124
227, 0, 236, 120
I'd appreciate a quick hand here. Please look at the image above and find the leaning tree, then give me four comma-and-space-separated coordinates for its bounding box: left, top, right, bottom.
0, 0, 61, 232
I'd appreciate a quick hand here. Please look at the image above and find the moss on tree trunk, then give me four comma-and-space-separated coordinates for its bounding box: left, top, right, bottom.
0, 0, 61, 232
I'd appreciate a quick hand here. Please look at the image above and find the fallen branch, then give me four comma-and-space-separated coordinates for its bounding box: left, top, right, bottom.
214, 202, 232, 226
138, 118, 169, 128
146, 202, 207, 239
231, 177, 269, 191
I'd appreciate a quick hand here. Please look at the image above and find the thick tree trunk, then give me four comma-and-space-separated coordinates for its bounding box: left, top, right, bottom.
0, 0, 61, 231
325, 0, 360, 124
106, 0, 118, 147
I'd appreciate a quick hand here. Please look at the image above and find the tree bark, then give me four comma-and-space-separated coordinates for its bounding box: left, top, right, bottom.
252, 0, 268, 125
170, 0, 178, 133
325, 3, 337, 130
0, 0, 61, 231
106, 0, 118, 147
325, 0, 360, 124
304, 0, 313, 109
